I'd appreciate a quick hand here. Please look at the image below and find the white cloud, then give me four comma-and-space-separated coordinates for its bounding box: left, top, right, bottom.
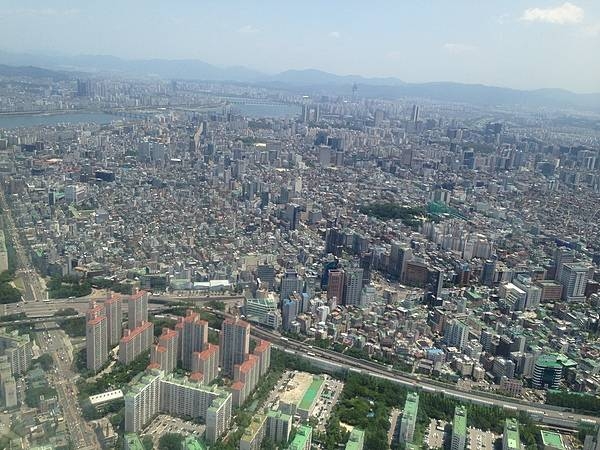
520, 2, 584, 24
1, 8, 80, 18
237, 25, 259, 34
328, 31, 341, 39
442, 43, 477, 55
581, 22, 600, 36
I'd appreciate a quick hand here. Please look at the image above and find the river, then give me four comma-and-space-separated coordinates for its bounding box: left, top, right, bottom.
0, 103, 301, 130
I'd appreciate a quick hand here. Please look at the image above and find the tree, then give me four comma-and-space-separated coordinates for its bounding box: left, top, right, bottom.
141, 435, 154, 450
33, 353, 54, 371
158, 433, 184, 450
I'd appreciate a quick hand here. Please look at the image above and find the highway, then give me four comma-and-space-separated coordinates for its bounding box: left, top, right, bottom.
242, 318, 599, 430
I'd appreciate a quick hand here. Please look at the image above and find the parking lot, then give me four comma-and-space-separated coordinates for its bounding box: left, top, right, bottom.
467, 427, 499, 450
309, 376, 344, 431
143, 414, 205, 445
425, 418, 447, 449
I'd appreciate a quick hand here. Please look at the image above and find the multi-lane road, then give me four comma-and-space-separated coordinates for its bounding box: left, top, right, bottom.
36, 321, 100, 449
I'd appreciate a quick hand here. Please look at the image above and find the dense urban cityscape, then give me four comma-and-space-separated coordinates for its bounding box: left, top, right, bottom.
0, 2, 600, 450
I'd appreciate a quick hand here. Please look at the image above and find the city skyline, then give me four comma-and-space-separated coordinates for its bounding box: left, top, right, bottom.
0, 0, 599, 92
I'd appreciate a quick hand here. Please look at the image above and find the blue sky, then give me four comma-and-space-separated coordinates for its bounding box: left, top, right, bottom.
0, 0, 599, 92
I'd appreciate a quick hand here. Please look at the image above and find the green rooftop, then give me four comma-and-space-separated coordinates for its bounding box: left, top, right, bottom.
504, 418, 520, 450
124, 433, 144, 450
287, 425, 312, 450
402, 392, 419, 420
241, 414, 267, 441
453, 406, 467, 438
183, 436, 207, 450
298, 377, 324, 412
345, 428, 365, 450
540, 431, 565, 450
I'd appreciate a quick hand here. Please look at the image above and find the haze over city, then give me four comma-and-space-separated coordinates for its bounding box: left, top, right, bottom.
1, 0, 600, 91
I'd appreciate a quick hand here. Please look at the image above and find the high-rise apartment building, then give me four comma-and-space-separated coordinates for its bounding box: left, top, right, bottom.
119, 321, 154, 364
451, 406, 467, 450
128, 290, 149, 330
180, 310, 208, 370
0, 330, 33, 376
220, 318, 250, 378
86, 302, 108, 373
104, 295, 123, 347
191, 343, 220, 384
399, 392, 419, 444
150, 328, 179, 373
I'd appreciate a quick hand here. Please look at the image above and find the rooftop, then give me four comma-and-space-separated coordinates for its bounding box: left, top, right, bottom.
453, 406, 467, 438
345, 428, 365, 450
124, 433, 144, 450
540, 431, 565, 450
298, 376, 324, 412
287, 425, 312, 450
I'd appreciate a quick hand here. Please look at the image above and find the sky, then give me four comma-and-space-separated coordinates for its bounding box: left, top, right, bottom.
0, 0, 599, 92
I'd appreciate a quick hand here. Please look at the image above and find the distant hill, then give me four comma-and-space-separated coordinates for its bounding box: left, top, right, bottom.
0, 51, 598, 112
0, 64, 71, 81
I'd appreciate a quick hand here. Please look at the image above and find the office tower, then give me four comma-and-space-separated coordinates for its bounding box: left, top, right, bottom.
256, 264, 276, 290
180, 310, 209, 370
86, 302, 108, 373
327, 269, 344, 302
220, 318, 250, 378
553, 247, 574, 281
559, 263, 589, 302
280, 270, 303, 301
532, 355, 563, 389
503, 418, 521, 450
285, 203, 301, 230
342, 268, 364, 307
191, 344, 220, 385
128, 291, 148, 330
318, 146, 331, 168
410, 104, 420, 123
119, 321, 154, 364
444, 319, 469, 350
282, 298, 299, 331
150, 328, 179, 373
482, 259, 496, 286
104, 295, 122, 347
399, 392, 419, 444
390, 242, 411, 281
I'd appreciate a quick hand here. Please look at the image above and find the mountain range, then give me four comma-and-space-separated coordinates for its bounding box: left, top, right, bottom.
0, 50, 598, 112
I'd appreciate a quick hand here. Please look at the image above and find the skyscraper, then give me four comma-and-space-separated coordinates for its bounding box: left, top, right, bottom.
559, 262, 589, 302
220, 318, 250, 378
410, 104, 420, 123
280, 270, 303, 301
327, 269, 344, 303
104, 294, 122, 347
86, 302, 108, 373
342, 268, 364, 307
